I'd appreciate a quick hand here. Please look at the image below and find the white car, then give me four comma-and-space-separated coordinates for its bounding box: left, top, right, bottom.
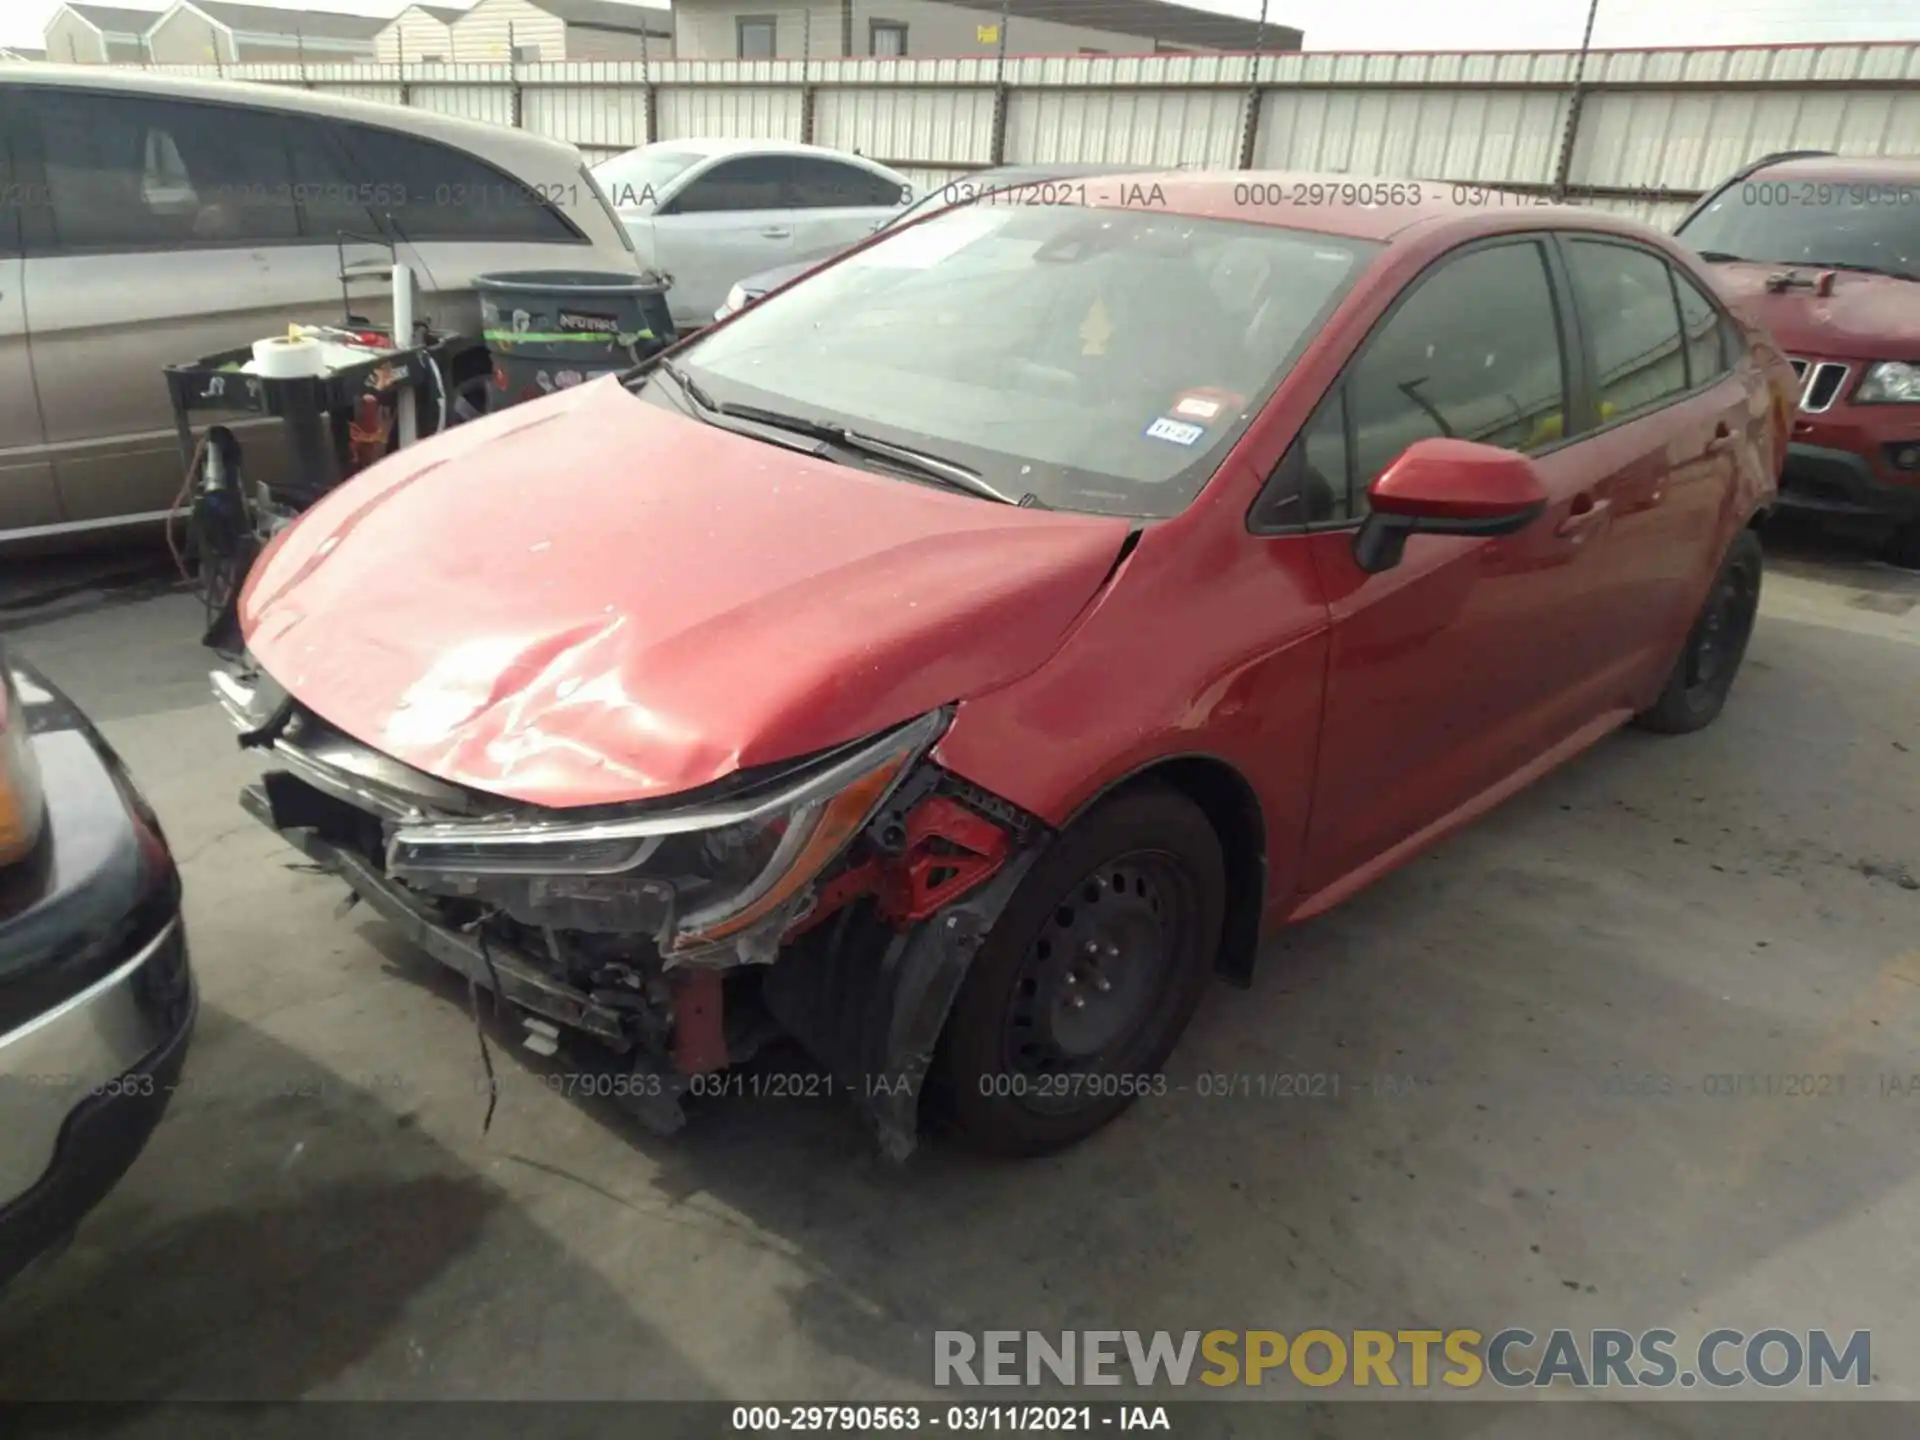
592, 139, 913, 330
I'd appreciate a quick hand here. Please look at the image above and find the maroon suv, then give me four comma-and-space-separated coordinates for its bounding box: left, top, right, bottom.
1677, 152, 1920, 566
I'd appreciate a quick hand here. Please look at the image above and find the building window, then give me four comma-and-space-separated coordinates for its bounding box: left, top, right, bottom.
737, 16, 777, 58
870, 20, 907, 56
511, 43, 542, 61
1079, 47, 1108, 54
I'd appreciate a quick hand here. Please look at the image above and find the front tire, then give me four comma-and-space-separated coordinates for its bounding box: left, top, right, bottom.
930, 785, 1224, 1158
1635, 528, 1763, 735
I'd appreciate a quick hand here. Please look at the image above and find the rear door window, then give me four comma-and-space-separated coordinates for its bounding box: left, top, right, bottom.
1671, 265, 1734, 387
784, 156, 908, 208
1564, 237, 1691, 424
329, 121, 583, 243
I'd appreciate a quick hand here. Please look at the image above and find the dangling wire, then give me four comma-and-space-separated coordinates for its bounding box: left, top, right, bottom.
465, 916, 511, 1135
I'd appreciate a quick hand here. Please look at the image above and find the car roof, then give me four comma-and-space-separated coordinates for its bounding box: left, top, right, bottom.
1073, 169, 1675, 248
3, 63, 587, 177
1747, 153, 1920, 183
974, 162, 1163, 180
643, 137, 899, 166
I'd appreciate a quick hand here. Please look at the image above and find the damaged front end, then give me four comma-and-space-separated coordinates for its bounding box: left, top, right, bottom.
213, 663, 1042, 1158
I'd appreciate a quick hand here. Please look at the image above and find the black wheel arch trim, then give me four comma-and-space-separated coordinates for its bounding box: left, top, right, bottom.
851, 750, 1270, 1158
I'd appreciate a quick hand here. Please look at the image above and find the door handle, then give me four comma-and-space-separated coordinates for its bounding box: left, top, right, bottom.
760, 226, 792, 239
1555, 494, 1611, 539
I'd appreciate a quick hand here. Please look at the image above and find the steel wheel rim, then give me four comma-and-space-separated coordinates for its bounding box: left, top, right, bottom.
1688, 558, 1758, 696
1000, 849, 1194, 1111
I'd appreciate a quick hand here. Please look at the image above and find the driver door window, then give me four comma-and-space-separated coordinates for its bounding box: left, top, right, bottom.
1259, 239, 1567, 527
667, 156, 793, 214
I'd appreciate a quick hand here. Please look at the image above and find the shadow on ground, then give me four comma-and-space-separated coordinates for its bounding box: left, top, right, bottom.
0, 1007, 720, 1404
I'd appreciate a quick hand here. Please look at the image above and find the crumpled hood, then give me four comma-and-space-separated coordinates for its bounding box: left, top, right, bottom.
1704, 261, 1920, 358
240, 378, 1131, 810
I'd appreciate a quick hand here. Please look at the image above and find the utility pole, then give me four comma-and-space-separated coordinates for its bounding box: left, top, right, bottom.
1236, 0, 1271, 171
1552, 0, 1601, 201
987, 0, 1011, 164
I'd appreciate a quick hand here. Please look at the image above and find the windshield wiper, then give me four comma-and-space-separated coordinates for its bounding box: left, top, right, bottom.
651, 356, 718, 412
715, 403, 1027, 506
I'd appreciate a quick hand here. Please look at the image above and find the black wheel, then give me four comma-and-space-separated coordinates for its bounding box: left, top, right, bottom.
1884, 521, 1920, 571
930, 785, 1224, 1157
1635, 528, 1763, 735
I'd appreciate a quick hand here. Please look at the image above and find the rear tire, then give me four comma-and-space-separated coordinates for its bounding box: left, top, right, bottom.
1635, 528, 1764, 735
930, 785, 1224, 1158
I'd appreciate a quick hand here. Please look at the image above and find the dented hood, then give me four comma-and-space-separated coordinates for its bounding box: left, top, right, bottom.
1704, 261, 1920, 357
239, 379, 1131, 809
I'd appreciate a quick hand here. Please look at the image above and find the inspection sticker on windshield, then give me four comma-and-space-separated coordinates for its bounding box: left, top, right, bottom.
1144, 417, 1206, 446
1172, 392, 1223, 421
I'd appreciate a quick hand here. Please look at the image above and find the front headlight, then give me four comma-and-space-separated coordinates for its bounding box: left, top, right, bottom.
0, 667, 48, 867
1855, 361, 1920, 405
386, 710, 948, 962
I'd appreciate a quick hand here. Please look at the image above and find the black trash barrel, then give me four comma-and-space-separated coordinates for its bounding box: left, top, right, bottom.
475, 270, 677, 409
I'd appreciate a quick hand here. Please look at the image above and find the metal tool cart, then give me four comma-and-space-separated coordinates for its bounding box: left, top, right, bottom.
160, 237, 494, 650
164, 327, 460, 501
163, 323, 473, 652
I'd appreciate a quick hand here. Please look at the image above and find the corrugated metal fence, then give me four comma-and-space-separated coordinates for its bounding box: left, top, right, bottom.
146, 41, 1920, 228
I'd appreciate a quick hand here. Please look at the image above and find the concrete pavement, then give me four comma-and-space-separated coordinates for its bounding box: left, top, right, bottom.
0, 533, 1914, 1424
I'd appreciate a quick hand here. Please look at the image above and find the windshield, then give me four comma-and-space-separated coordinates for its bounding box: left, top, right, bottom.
592, 147, 704, 210
885, 170, 1107, 232
657, 202, 1379, 518
1678, 176, 1920, 277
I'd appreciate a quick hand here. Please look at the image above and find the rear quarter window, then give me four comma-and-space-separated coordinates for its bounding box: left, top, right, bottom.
330, 122, 584, 244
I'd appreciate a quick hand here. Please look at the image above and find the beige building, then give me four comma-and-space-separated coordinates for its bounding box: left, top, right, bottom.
142, 1, 385, 64
673, 0, 1301, 59
374, 4, 468, 62
450, 0, 674, 61
41, 4, 164, 64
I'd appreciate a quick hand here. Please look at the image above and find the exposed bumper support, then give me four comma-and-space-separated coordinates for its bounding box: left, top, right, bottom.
240, 784, 632, 1049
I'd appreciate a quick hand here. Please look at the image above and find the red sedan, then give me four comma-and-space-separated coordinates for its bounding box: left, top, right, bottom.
218, 172, 1794, 1159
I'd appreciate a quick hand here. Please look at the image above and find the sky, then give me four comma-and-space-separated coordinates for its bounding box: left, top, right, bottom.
4, 0, 1916, 55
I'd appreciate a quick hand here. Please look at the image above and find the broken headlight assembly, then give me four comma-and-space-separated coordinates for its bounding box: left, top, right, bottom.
384, 709, 950, 964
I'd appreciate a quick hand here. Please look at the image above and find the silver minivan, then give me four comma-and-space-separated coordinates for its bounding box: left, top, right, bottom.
0, 65, 641, 550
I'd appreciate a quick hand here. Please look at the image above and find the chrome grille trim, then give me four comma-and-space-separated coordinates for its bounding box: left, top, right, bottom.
1784, 356, 1850, 413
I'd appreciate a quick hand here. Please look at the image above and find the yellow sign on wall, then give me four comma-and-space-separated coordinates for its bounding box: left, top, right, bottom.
976, 23, 999, 43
